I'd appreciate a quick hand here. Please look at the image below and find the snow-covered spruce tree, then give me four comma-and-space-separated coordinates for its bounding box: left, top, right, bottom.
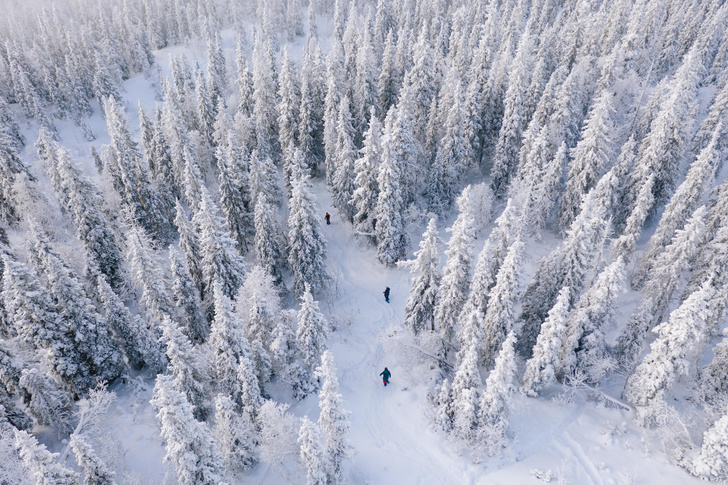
194, 185, 247, 299
617, 206, 707, 366
691, 221, 728, 331
316, 351, 351, 483
237, 355, 264, 430
519, 186, 609, 356
252, 31, 280, 161
692, 81, 728, 155
169, 246, 206, 343
236, 39, 254, 117
35, 128, 62, 201
127, 223, 174, 329
212, 109, 234, 157
295, 284, 329, 399
17, 368, 73, 432
607, 134, 639, 230
633, 122, 723, 288
481, 238, 525, 369
206, 31, 227, 106
284, 143, 307, 195
520, 134, 565, 232
375, 109, 408, 266
558, 89, 615, 232
434, 188, 477, 341
103, 96, 173, 243
550, 55, 599, 157
523, 286, 571, 397
174, 200, 205, 301
2, 256, 78, 395
377, 30, 399, 113
323, 41, 346, 185
27, 226, 124, 394
52, 144, 125, 292
160, 314, 209, 421
332, 95, 357, 222
139, 102, 155, 169
236, 265, 283, 347
181, 147, 204, 216
288, 168, 328, 296
0, 97, 24, 152
15, 429, 80, 485
0, 344, 32, 430
160, 78, 190, 191
624, 281, 715, 423
390, 77, 425, 205
462, 26, 491, 166
408, 31, 438, 144
277, 45, 300, 156
217, 142, 254, 254
245, 289, 275, 389
558, 258, 626, 384
700, 176, 728, 263
213, 393, 256, 477
353, 17, 378, 136
298, 42, 326, 177
610, 174, 655, 261
351, 108, 382, 245
490, 28, 534, 196
478, 332, 518, 456
92, 51, 121, 111
194, 67, 215, 150
399, 217, 442, 335
70, 433, 117, 485
426, 73, 468, 214
341, 6, 360, 90
433, 376, 455, 433
254, 193, 285, 286
464, 197, 524, 321
700, 331, 728, 402
298, 417, 328, 485
625, 49, 704, 215
450, 343, 483, 444
0, 126, 33, 226
96, 274, 165, 373
151, 374, 225, 485
692, 408, 728, 481
463, 182, 495, 240
271, 308, 298, 384
209, 279, 252, 400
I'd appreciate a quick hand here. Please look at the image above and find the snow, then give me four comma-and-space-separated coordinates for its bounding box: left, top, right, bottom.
3, 10, 722, 485
19, 105, 705, 481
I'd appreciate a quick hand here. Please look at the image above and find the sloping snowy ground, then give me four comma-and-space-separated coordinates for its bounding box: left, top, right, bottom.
93, 189, 705, 483
280, 183, 705, 485
6, 34, 709, 485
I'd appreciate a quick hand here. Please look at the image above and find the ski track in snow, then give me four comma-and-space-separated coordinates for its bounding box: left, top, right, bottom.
559, 431, 603, 485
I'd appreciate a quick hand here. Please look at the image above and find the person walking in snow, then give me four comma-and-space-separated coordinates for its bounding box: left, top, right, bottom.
383, 286, 390, 303
325, 212, 331, 225
380, 367, 391, 386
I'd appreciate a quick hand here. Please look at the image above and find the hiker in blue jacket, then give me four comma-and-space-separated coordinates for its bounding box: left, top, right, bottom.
383, 286, 390, 303
380, 367, 391, 386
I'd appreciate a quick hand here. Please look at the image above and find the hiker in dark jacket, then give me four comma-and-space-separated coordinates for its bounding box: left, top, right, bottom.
383, 286, 390, 303
380, 367, 391, 386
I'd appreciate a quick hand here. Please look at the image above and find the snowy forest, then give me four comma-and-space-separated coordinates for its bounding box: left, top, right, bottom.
0, 0, 728, 482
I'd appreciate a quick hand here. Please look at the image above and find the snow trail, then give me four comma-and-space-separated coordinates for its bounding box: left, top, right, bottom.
313, 184, 471, 484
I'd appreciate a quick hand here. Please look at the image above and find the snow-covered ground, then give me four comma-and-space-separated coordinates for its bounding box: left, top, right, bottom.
85, 172, 703, 484
3, 4, 725, 483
